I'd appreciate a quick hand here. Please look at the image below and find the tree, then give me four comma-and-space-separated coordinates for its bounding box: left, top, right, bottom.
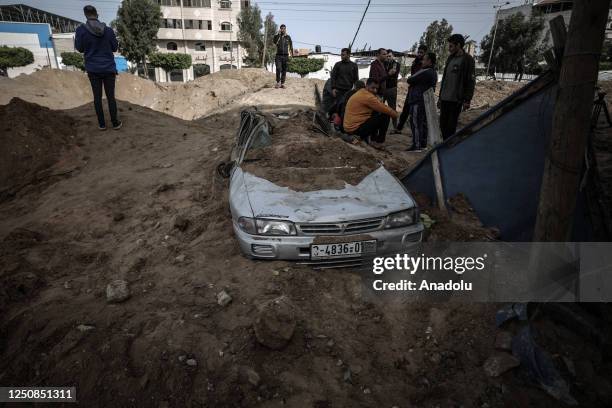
262, 13, 278, 69
480, 12, 547, 75
237, 4, 263, 67
417, 19, 453, 72
148, 52, 192, 82
61, 52, 85, 70
287, 58, 324, 77
113, 0, 161, 76
0, 46, 34, 76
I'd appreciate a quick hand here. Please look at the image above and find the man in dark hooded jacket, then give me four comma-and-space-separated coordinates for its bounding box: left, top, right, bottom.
75, 5, 121, 130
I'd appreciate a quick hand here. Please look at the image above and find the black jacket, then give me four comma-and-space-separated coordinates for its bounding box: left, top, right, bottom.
384, 60, 401, 89
330, 60, 358, 91
439, 51, 476, 103
407, 67, 437, 105
410, 56, 423, 75
273, 33, 293, 56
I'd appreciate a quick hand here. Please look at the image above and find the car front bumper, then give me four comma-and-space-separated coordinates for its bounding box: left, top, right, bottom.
232, 221, 425, 262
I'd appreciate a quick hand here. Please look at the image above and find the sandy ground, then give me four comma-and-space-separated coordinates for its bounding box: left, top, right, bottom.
0, 71, 611, 407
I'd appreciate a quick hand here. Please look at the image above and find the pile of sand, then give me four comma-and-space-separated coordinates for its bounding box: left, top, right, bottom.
0, 69, 323, 120
0, 98, 80, 201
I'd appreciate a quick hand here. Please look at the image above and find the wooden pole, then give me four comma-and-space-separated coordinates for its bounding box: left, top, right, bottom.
533, 0, 609, 241
423, 88, 447, 213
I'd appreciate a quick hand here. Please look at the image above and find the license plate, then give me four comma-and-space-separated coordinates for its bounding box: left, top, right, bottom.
310, 240, 376, 260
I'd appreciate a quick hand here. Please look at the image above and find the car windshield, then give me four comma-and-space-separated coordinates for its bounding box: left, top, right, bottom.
240, 109, 403, 192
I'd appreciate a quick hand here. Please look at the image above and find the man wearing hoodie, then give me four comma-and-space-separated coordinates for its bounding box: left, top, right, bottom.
75, 5, 121, 131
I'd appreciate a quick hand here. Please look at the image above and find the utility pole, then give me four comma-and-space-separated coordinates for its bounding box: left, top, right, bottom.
261, 20, 268, 68
485, 1, 510, 79
534, 0, 610, 241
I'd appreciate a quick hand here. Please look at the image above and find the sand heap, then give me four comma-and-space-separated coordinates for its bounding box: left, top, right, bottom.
0, 98, 79, 201
0, 69, 324, 120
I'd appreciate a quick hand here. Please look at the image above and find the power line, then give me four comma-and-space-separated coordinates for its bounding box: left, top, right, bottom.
349, 0, 371, 50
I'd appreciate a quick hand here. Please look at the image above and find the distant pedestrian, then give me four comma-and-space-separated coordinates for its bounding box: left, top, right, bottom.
330, 48, 359, 109
394, 52, 437, 151
411, 44, 427, 75
384, 49, 401, 130
343, 78, 399, 149
514, 57, 525, 82
273, 24, 293, 89
438, 34, 475, 140
75, 5, 121, 131
369, 48, 390, 98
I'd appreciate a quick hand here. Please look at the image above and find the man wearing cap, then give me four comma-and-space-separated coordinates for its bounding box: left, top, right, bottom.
273, 24, 293, 89
438, 34, 475, 140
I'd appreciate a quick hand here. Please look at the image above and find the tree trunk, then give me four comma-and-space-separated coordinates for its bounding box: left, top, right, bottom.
533, 0, 609, 241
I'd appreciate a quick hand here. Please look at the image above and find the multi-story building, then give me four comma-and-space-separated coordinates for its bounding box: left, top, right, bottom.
155, 0, 248, 82
497, 1, 612, 47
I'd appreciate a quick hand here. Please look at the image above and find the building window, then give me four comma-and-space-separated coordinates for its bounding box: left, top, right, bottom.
161, 19, 182, 29
158, 0, 180, 6
220, 22, 232, 31
195, 42, 206, 51
223, 43, 231, 52
240, 0, 250, 8
167, 42, 178, 50
182, 19, 212, 30
219, 0, 231, 9
184, 0, 211, 6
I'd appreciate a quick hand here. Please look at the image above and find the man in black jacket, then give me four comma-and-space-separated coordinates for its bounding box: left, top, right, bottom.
438, 34, 475, 140
394, 52, 437, 150
330, 48, 358, 107
273, 24, 293, 89
384, 49, 401, 130
411, 44, 427, 75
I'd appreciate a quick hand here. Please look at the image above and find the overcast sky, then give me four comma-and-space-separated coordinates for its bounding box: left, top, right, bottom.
0, 0, 528, 52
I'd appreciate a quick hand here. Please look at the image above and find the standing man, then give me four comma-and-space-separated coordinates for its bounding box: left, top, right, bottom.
369, 48, 390, 98
343, 78, 399, 149
384, 49, 401, 130
394, 52, 437, 151
411, 44, 427, 75
330, 48, 359, 108
273, 24, 293, 89
438, 34, 475, 140
75, 5, 121, 131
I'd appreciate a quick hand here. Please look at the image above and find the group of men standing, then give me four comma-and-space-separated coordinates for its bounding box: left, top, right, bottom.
326, 33, 476, 151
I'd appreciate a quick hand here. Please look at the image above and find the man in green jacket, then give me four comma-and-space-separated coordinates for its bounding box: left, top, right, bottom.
438, 34, 475, 140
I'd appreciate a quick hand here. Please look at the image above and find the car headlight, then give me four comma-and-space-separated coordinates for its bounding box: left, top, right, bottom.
256, 219, 296, 235
385, 209, 417, 228
237, 217, 296, 236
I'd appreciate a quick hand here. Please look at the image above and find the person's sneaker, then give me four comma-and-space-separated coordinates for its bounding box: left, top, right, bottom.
275, 82, 281, 89
99, 125, 107, 131
112, 121, 123, 130
280, 83, 285, 89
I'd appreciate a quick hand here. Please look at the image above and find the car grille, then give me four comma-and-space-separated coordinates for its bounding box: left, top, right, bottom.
297, 217, 385, 236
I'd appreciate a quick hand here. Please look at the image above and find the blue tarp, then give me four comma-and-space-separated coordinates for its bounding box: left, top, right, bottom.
114, 56, 128, 72
402, 74, 563, 241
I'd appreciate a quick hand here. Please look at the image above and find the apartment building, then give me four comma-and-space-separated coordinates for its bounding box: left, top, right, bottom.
155, 0, 248, 82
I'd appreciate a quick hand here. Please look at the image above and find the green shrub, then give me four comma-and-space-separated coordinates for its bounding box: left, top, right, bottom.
0, 46, 34, 76
61, 52, 85, 70
193, 63, 210, 77
287, 57, 324, 77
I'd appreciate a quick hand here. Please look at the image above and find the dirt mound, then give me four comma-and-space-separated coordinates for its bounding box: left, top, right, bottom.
241, 110, 413, 191
0, 98, 81, 201
0, 69, 322, 121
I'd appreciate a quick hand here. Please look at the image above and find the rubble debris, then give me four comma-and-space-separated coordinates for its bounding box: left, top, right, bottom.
217, 290, 232, 307
483, 353, 520, 377
253, 296, 296, 350
106, 280, 130, 303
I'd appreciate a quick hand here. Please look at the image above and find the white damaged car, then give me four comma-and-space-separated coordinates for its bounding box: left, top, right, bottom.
221, 109, 423, 267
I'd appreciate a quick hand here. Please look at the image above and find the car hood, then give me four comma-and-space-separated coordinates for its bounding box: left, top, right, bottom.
240, 166, 415, 223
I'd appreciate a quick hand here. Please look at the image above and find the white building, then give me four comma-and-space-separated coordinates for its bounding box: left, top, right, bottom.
155, 0, 248, 82
0, 21, 59, 77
